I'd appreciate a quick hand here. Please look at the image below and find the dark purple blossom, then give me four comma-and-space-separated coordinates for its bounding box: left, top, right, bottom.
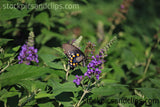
73, 54, 104, 85
73, 50, 106, 85
84, 54, 103, 80
18, 44, 39, 65
73, 75, 83, 85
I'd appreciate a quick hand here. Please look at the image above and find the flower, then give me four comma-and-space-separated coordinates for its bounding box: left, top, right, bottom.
84, 54, 103, 80
73, 75, 83, 85
73, 54, 104, 85
18, 44, 39, 65
73, 46, 106, 85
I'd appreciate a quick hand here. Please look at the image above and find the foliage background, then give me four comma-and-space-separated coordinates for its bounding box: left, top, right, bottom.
0, 0, 160, 107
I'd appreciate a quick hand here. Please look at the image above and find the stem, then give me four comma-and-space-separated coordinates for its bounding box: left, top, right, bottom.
0, 61, 10, 74
64, 63, 70, 80
137, 53, 152, 83
137, 36, 159, 83
76, 79, 92, 107
134, 89, 144, 98
144, 54, 152, 75
20, 89, 41, 107
66, 70, 69, 80
20, 93, 35, 107
76, 90, 88, 107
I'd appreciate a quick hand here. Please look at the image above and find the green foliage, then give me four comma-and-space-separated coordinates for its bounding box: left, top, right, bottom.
0, 0, 160, 106
0, 38, 13, 46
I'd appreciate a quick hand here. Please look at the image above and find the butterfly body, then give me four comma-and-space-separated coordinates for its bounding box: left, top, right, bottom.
62, 43, 86, 69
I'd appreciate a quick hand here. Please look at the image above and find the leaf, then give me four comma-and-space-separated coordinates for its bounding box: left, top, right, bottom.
91, 86, 118, 98
19, 80, 47, 92
101, 79, 117, 84
38, 102, 55, 107
91, 83, 127, 99
35, 91, 54, 99
0, 38, 13, 46
107, 63, 125, 81
36, 29, 55, 45
0, 64, 55, 87
121, 49, 135, 69
0, 89, 8, 102
150, 78, 160, 88
51, 81, 77, 96
82, 104, 93, 107
48, 81, 76, 106
0, 8, 30, 21
136, 88, 160, 99
132, 66, 144, 75
36, 28, 65, 45
52, 47, 65, 57
4, 45, 20, 58
101, 68, 112, 73
34, 12, 50, 28
12, 46, 21, 52
39, 54, 64, 69
38, 46, 56, 55
0, 87, 20, 105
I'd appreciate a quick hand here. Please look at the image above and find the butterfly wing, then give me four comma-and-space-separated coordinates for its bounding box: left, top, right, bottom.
62, 43, 86, 69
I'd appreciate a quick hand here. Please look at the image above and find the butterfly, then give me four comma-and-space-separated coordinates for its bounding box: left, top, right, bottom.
62, 43, 86, 69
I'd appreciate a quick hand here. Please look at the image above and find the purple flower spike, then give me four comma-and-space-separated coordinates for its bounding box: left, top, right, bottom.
73, 48, 105, 85
84, 54, 104, 80
18, 44, 39, 65
73, 75, 83, 85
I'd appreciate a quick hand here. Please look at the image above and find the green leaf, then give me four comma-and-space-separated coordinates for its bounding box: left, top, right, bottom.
91, 86, 118, 98
101, 68, 112, 73
121, 49, 135, 69
0, 38, 13, 46
36, 28, 65, 45
38, 46, 56, 55
51, 81, 77, 96
0, 87, 20, 104
38, 102, 55, 107
82, 104, 93, 107
34, 12, 50, 28
39, 54, 64, 69
0, 64, 55, 87
4, 45, 20, 58
19, 80, 47, 92
136, 88, 160, 99
132, 66, 144, 75
0, 8, 30, 21
52, 47, 65, 57
101, 79, 117, 84
107, 64, 125, 81
0, 89, 8, 102
150, 78, 160, 88
91, 83, 127, 99
12, 46, 21, 52
36, 29, 55, 45
48, 81, 76, 106
35, 91, 54, 99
